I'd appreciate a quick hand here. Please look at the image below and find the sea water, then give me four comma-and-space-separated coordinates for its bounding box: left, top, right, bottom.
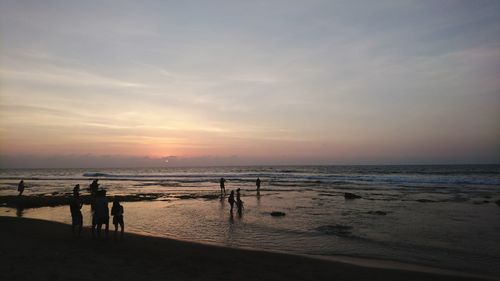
0, 165, 499, 277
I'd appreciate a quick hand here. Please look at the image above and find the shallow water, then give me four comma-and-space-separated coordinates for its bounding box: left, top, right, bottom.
1, 165, 499, 277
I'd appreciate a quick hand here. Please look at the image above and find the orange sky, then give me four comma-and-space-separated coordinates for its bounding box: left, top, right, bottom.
1, 1, 499, 167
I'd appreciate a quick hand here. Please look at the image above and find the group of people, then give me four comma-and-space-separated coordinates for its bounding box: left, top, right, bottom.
17, 176, 264, 237
69, 179, 124, 240
227, 188, 243, 214
220, 177, 262, 215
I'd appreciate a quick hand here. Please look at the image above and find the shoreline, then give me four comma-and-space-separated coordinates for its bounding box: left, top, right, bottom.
0, 216, 493, 281
128, 226, 496, 280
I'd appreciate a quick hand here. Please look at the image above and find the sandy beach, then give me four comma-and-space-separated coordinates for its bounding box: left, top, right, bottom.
0, 216, 490, 281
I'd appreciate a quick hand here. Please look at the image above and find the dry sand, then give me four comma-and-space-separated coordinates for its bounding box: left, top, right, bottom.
0, 217, 489, 281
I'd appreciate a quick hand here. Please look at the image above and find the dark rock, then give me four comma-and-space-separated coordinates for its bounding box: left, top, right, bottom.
270, 211, 286, 217
176, 193, 220, 200
416, 199, 435, 203
495, 200, 500, 206
199, 194, 220, 200
368, 211, 387, 215
0, 193, 161, 209
344, 193, 361, 200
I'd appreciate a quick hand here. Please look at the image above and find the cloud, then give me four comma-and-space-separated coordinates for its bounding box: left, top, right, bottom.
0, 1, 499, 166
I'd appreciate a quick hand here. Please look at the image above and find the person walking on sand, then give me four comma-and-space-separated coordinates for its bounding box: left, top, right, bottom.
228, 190, 235, 212
219, 177, 226, 195
256, 177, 261, 192
236, 188, 243, 215
111, 198, 125, 240
70, 192, 83, 236
17, 180, 25, 196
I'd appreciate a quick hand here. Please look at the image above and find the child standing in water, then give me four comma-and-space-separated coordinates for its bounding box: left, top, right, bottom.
111, 198, 124, 239
236, 188, 243, 215
228, 190, 235, 212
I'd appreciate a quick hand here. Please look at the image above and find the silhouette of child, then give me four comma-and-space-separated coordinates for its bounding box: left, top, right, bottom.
256, 177, 261, 191
236, 188, 243, 214
228, 190, 235, 212
111, 198, 124, 239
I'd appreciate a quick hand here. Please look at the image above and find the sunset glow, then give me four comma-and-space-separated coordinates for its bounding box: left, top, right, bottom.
1, 1, 499, 167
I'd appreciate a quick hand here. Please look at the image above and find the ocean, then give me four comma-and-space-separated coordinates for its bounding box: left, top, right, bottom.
1, 165, 499, 277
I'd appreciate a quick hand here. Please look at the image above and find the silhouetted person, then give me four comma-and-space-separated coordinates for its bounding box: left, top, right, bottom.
219, 177, 226, 195
70, 193, 83, 236
91, 196, 97, 238
90, 179, 99, 197
94, 190, 109, 239
236, 188, 243, 215
17, 180, 25, 196
256, 177, 261, 191
73, 184, 80, 197
228, 190, 235, 212
111, 198, 124, 240
89, 180, 99, 215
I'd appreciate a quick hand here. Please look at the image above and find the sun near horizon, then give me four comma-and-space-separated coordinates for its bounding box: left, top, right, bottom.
1, 1, 499, 168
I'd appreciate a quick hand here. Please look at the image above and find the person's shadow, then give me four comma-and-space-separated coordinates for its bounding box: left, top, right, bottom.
16, 205, 24, 217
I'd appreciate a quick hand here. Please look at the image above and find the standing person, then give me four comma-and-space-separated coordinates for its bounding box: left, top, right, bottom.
70, 192, 83, 236
111, 198, 125, 240
73, 184, 80, 197
94, 190, 109, 239
256, 177, 261, 192
228, 190, 235, 212
91, 195, 97, 238
90, 179, 99, 196
219, 177, 226, 195
17, 180, 25, 196
236, 188, 243, 215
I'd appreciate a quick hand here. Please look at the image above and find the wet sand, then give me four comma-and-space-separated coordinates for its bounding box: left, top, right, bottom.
0, 216, 489, 281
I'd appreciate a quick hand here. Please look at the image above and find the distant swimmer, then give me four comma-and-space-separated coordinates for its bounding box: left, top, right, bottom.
17, 180, 25, 196
256, 177, 261, 192
219, 177, 226, 195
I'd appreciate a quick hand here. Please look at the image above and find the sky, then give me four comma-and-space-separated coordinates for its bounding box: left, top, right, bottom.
0, 0, 499, 168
